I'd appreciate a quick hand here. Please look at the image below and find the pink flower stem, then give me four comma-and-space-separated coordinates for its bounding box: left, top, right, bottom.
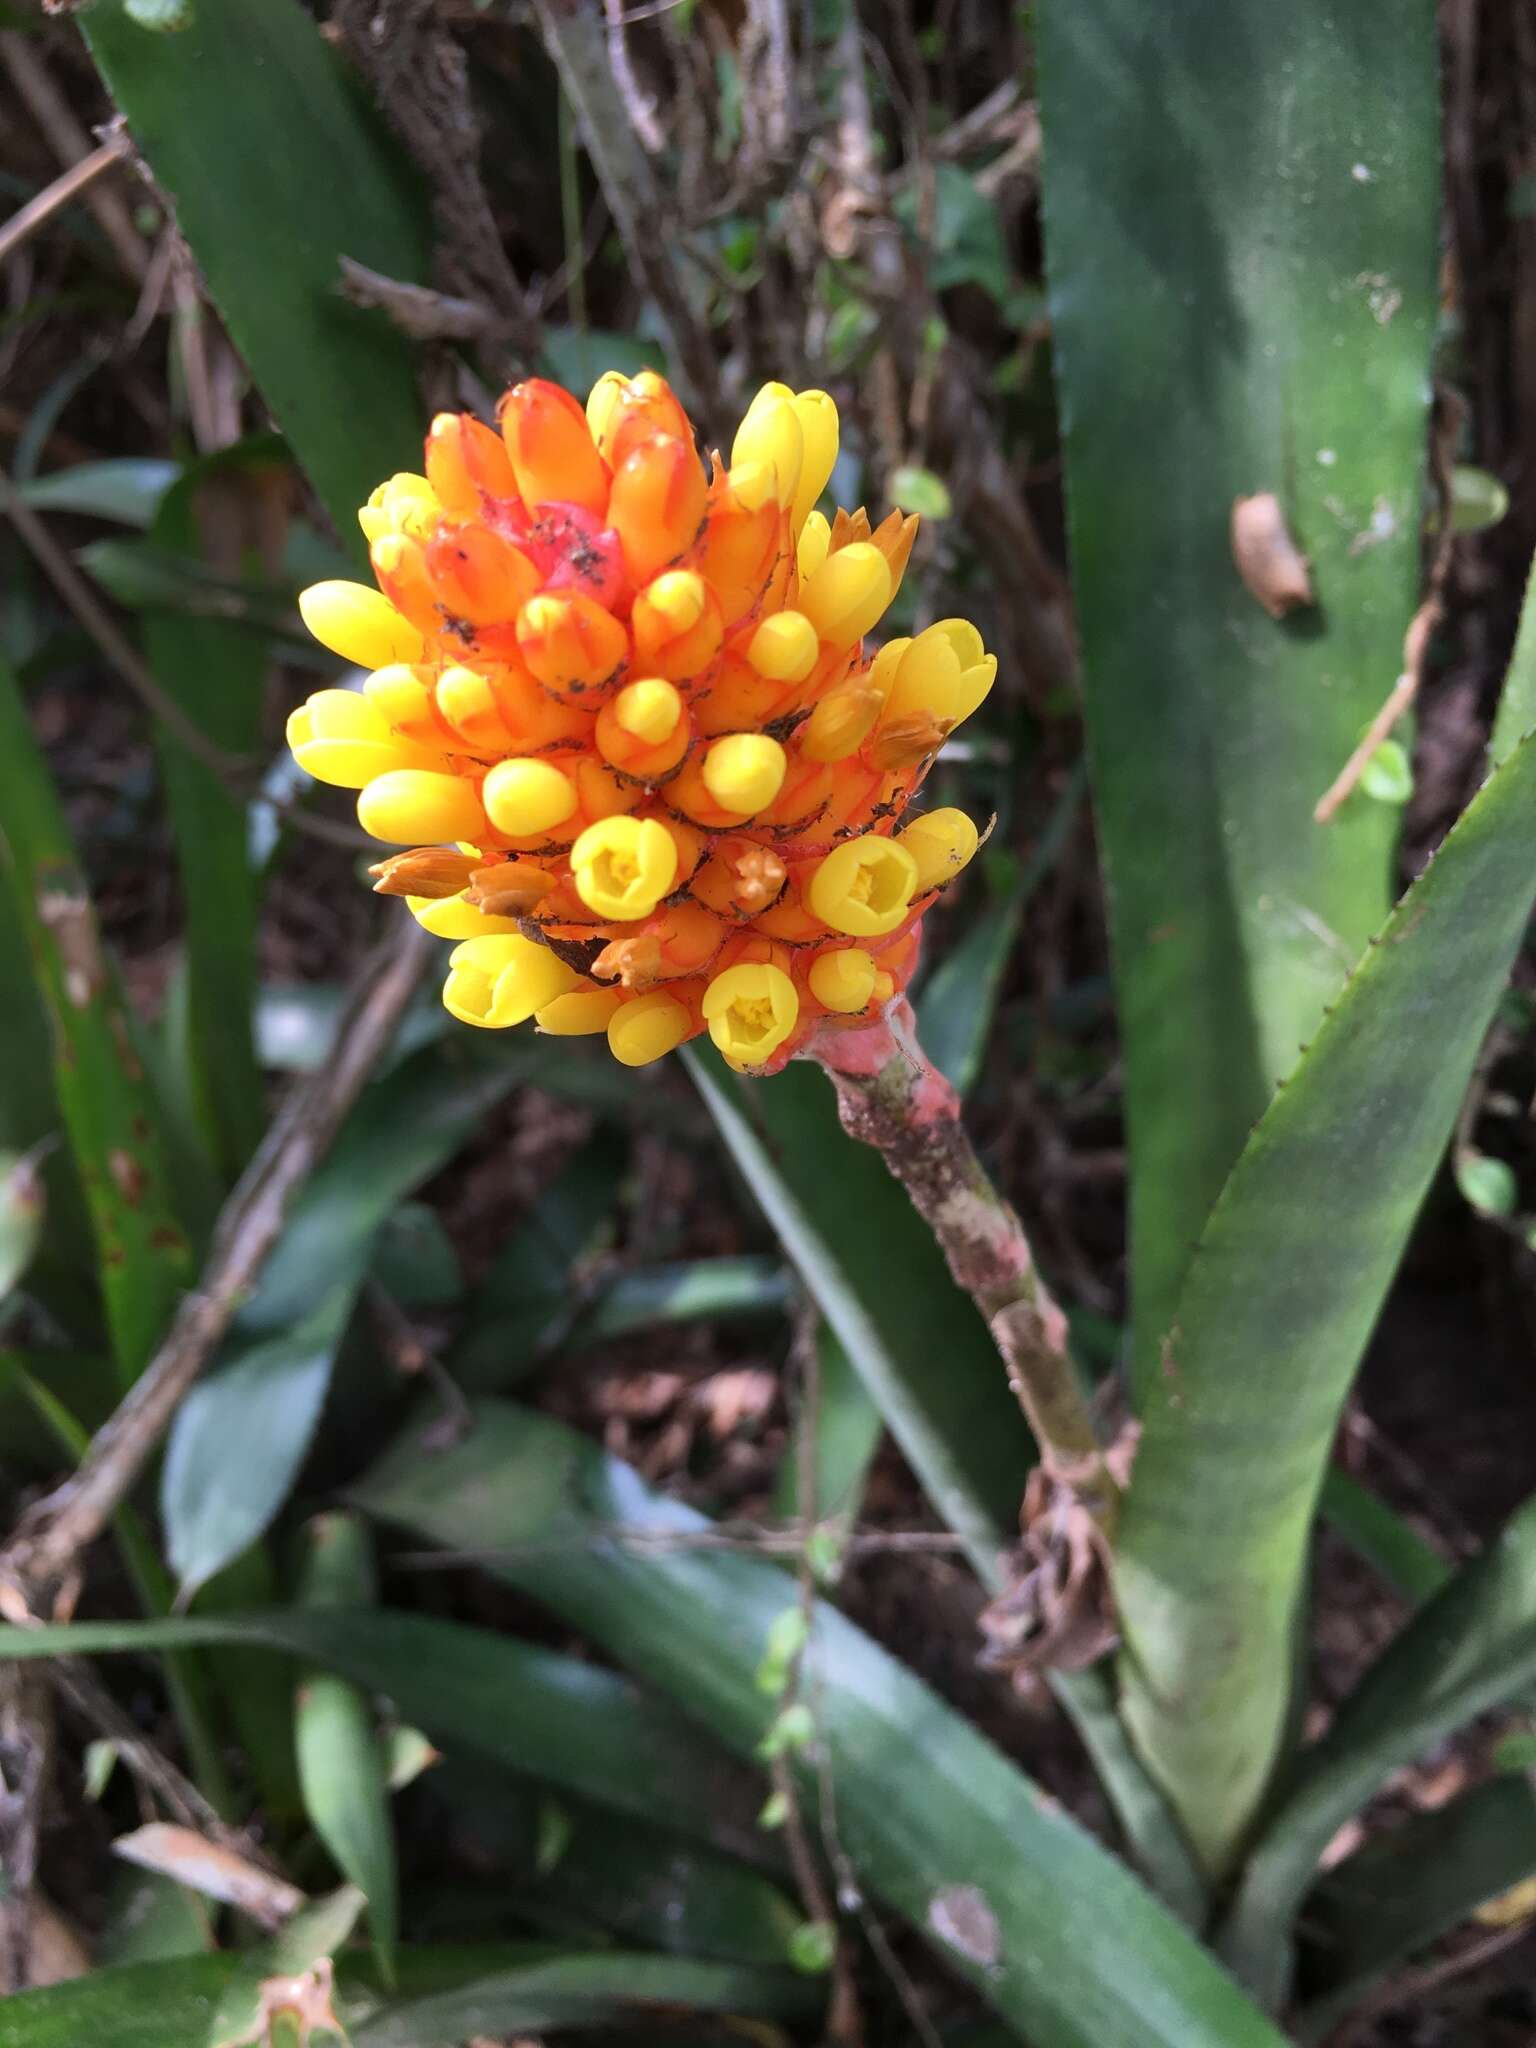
805, 999, 1118, 1525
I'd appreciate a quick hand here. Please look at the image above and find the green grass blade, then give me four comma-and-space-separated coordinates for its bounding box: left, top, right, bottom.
295, 1516, 397, 1983
1221, 1486, 1536, 1996
349, 1399, 1289, 2048
1292, 1776, 1536, 2041
83, 0, 429, 550
147, 454, 270, 1178
1037, 0, 1440, 1381
1318, 1468, 1452, 1606
0, 1609, 766, 1866
0, 653, 192, 1383
1113, 728, 1536, 1888
773, 1323, 884, 1539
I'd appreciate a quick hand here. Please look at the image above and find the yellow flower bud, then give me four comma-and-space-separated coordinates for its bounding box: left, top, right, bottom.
286, 689, 428, 789
536, 985, 625, 1036
882, 619, 997, 728
730, 392, 803, 510
864, 636, 911, 703
800, 686, 883, 763
797, 542, 892, 647
898, 807, 981, 892
607, 990, 692, 1066
364, 664, 437, 732
358, 770, 487, 846
702, 734, 787, 816
808, 948, 877, 1013
808, 834, 918, 937
614, 677, 683, 745
584, 369, 627, 446
408, 891, 523, 939
298, 581, 426, 668
789, 389, 839, 531
570, 815, 679, 920
702, 962, 799, 1067
482, 758, 579, 838
358, 472, 439, 544
442, 933, 577, 1029
747, 611, 818, 683
797, 509, 831, 581
638, 568, 706, 636
727, 461, 778, 514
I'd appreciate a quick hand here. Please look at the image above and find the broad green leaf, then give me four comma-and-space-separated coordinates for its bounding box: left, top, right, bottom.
19, 458, 180, 527
1114, 729, 1536, 1888
1038, 0, 1440, 1381
84, 0, 429, 551
0, 1145, 47, 1302
147, 450, 275, 1177
1293, 1776, 1536, 2040
162, 1041, 523, 1592
295, 1517, 396, 1982
0, 1608, 766, 1865
684, 1045, 1202, 1913
350, 1400, 1289, 2048
1221, 1485, 1536, 1998
1490, 556, 1536, 763
0, 652, 193, 1382
0, 1946, 811, 2048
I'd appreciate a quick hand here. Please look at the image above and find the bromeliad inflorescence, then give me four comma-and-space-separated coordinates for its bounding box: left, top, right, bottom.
286, 372, 994, 1071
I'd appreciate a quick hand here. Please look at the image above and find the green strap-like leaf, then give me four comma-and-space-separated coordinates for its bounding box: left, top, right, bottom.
1292, 1775, 1536, 2040
0, 654, 193, 1382
84, 0, 431, 550
349, 1399, 1287, 2048
1037, 0, 1440, 1383
1222, 1485, 1536, 1994
1114, 729, 1536, 1895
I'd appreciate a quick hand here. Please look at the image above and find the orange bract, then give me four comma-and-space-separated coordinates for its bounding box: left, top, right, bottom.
288, 373, 993, 1071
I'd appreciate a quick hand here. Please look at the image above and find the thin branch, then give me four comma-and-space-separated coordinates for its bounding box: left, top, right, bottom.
0, 35, 148, 285
0, 135, 128, 270
0, 920, 436, 1615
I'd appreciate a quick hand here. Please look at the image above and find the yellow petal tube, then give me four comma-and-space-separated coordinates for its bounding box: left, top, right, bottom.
746, 611, 819, 684
797, 542, 893, 647
897, 807, 981, 892
570, 815, 679, 920
796, 510, 831, 582
482, 758, 579, 838
607, 990, 692, 1066
613, 677, 683, 745
408, 891, 522, 940
286, 689, 429, 789
881, 619, 997, 729
730, 390, 803, 511
702, 962, 799, 1067
298, 581, 426, 668
808, 947, 877, 1014
788, 390, 839, 532
701, 734, 787, 816
443, 934, 578, 1029
358, 770, 487, 846
535, 985, 626, 1036
799, 685, 883, 764
808, 834, 919, 938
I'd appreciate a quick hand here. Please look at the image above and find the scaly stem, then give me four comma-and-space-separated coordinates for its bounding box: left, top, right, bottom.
806, 999, 1117, 1526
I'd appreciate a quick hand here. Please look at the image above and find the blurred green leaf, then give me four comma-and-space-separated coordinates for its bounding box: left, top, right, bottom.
1455, 1148, 1518, 1217
895, 166, 1012, 301
296, 1517, 397, 1983
576, 1256, 792, 1346
349, 1399, 1288, 2048
1448, 464, 1510, 533
0, 1142, 48, 1304
538, 325, 664, 389
888, 465, 953, 520
162, 1041, 523, 1593
1318, 1468, 1452, 1606
1, 1608, 767, 1866
1358, 738, 1414, 806
773, 1324, 884, 1548
19, 459, 179, 527
147, 455, 272, 1178
1038, 0, 1439, 1383
1294, 1776, 1536, 2040
1223, 1483, 1536, 1995
84, 0, 430, 551
0, 652, 193, 1383
368, 1201, 461, 1309
1117, 727, 1536, 1911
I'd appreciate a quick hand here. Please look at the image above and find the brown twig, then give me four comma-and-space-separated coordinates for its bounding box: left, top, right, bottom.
0, 34, 148, 285
0, 919, 435, 1618
0, 135, 129, 271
